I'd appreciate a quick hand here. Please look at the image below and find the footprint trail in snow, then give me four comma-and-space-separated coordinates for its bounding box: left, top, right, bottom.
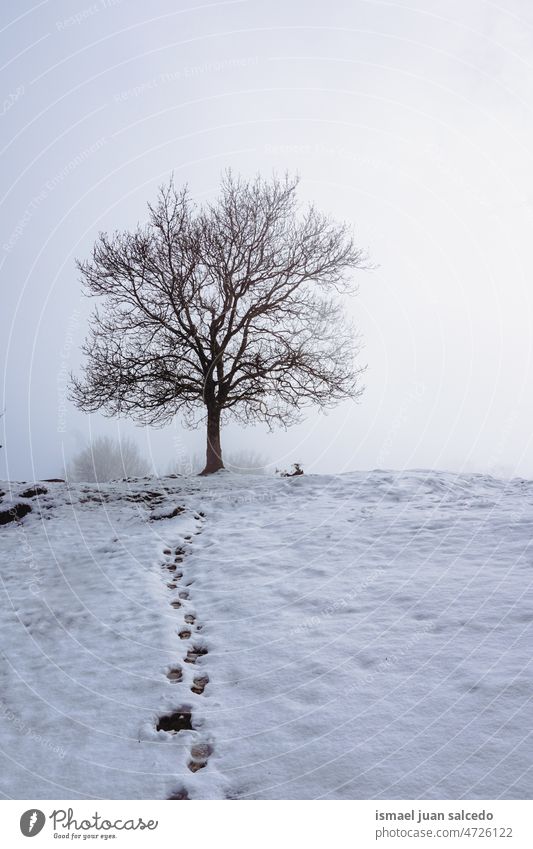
156, 510, 213, 797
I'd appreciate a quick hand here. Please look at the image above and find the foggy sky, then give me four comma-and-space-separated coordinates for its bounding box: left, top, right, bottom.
2, 0, 533, 481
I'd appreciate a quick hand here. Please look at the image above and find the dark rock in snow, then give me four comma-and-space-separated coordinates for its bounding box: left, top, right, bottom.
150, 504, 185, 520
20, 485, 48, 499
0, 503, 32, 525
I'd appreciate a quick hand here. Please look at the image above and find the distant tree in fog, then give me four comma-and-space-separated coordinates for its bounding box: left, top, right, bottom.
67, 436, 149, 482
71, 171, 367, 474
170, 449, 269, 476
224, 450, 269, 474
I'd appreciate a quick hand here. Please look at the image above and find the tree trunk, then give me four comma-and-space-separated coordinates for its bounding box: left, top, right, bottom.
200, 405, 224, 475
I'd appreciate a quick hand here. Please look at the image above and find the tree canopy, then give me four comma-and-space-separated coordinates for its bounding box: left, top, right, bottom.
71, 172, 367, 473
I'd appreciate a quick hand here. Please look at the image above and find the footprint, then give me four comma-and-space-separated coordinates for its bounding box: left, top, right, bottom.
163, 548, 172, 555
184, 645, 208, 664
170, 600, 181, 609
188, 742, 213, 773
412, 610, 433, 621
168, 787, 189, 800
156, 708, 192, 733
179, 591, 189, 600
178, 629, 192, 640
191, 675, 209, 695
167, 583, 177, 590
184, 614, 196, 624
166, 667, 182, 682
188, 760, 205, 773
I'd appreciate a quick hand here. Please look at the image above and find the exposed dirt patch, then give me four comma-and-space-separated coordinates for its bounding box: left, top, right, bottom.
156, 709, 192, 733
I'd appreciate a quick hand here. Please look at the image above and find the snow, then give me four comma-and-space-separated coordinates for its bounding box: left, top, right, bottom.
0, 470, 530, 799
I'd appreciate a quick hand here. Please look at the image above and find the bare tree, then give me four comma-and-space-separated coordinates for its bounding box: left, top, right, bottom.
67, 435, 149, 482
70, 172, 367, 474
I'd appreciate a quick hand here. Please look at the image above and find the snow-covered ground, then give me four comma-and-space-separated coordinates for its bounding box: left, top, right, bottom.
0, 470, 530, 799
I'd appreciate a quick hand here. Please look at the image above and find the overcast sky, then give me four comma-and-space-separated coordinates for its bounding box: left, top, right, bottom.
2, 0, 533, 480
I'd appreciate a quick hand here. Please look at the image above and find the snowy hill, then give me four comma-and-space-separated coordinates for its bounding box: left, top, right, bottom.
0, 470, 530, 800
